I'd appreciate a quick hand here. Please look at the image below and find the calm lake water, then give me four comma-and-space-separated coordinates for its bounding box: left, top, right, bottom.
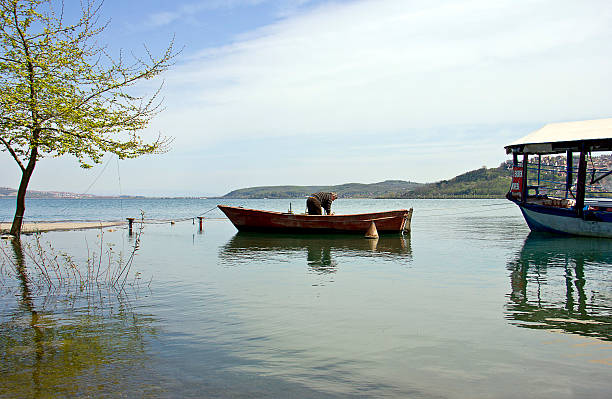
1, 198, 611, 398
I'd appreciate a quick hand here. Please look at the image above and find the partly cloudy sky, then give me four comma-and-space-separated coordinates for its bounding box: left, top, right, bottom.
1, 0, 611, 196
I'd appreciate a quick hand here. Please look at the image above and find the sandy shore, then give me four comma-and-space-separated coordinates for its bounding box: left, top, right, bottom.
0, 221, 126, 234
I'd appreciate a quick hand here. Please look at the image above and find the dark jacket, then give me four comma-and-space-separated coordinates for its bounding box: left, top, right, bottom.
311, 192, 335, 215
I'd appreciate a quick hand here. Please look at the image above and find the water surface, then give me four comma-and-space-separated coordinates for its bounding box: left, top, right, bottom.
1, 199, 611, 398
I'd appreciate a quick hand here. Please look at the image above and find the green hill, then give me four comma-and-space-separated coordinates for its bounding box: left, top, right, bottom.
222, 180, 422, 199
223, 164, 513, 199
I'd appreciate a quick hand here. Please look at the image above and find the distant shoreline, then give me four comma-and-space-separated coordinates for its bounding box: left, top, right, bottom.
0, 195, 213, 200
1, 164, 513, 200
1, 186, 214, 200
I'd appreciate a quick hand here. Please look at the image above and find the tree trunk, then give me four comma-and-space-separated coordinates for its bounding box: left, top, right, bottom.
10, 147, 38, 236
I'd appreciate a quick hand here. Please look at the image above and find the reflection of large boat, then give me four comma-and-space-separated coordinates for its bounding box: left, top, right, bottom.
506, 233, 612, 340
219, 232, 412, 270
218, 205, 412, 234
505, 118, 612, 238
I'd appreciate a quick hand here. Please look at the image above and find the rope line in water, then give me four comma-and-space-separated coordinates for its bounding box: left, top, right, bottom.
197, 207, 219, 217
136, 217, 228, 225
132, 206, 222, 224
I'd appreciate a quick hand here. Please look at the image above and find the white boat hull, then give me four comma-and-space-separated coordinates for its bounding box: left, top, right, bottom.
520, 205, 612, 238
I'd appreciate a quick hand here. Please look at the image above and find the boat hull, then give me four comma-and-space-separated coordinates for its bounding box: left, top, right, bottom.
518, 202, 612, 238
218, 205, 412, 234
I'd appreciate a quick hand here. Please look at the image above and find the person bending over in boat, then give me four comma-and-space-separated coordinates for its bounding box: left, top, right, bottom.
306, 192, 338, 215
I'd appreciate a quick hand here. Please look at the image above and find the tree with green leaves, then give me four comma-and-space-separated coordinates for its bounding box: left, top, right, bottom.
0, 0, 176, 235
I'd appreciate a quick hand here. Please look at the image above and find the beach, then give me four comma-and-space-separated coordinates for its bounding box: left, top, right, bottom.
0, 220, 125, 234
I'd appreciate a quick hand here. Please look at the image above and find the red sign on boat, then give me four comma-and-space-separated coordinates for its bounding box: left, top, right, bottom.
511, 167, 523, 194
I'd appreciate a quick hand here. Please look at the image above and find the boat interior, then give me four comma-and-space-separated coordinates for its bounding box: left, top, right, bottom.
515, 152, 612, 212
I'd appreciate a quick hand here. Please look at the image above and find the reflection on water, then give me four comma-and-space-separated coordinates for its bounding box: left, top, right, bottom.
219, 233, 413, 272
506, 233, 612, 341
0, 301, 159, 397
3, 199, 612, 398
0, 239, 160, 397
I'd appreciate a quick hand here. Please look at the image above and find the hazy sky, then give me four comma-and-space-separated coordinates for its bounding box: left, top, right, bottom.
1, 0, 611, 196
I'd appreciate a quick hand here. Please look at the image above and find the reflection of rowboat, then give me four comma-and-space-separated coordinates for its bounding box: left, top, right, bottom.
218, 205, 412, 234
221, 232, 412, 256
218, 232, 413, 269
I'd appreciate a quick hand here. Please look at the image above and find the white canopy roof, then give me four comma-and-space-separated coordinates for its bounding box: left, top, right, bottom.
506, 118, 612, 154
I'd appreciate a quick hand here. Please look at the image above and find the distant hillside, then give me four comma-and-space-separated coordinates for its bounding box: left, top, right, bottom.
0, 187, 143, 199
0, 187, 93, 199
0, 187, 16, 197
222, 180, 422, 199
385, 163, 512, 199
222, 164, 512, 199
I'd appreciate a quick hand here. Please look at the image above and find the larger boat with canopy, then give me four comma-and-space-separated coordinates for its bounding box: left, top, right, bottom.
505, 118, 612, 238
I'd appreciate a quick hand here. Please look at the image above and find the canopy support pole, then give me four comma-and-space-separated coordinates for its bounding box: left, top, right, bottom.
575, 147, 587, 216
566, 150, 573, 199
521, 154, 528, 203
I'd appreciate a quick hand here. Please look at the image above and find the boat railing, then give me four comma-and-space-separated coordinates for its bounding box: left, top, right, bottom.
520, 161, 612, 200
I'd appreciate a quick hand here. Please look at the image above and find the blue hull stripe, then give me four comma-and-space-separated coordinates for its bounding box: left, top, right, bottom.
519, 207, 572, 235
513, 201, 612, 238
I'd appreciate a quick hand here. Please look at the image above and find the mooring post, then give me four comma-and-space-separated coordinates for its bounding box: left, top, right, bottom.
127, 218, 135, 236
198, 216, 204, 232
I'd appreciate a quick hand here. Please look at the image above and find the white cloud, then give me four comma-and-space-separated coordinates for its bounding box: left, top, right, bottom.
156, 0, 612, 152
146, 11, 181, 27
144, 0, 271, 28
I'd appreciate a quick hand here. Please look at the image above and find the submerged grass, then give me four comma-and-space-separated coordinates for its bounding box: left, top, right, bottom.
0, 223, 149, 313
0, 223, 159, 398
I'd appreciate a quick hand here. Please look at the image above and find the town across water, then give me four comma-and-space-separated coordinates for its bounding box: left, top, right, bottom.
1, 198, 611, 398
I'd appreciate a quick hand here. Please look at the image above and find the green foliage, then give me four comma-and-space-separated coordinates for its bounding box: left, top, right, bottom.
390, 164, 512, 199
0, 0, 175, 170
0, 0, 176, 234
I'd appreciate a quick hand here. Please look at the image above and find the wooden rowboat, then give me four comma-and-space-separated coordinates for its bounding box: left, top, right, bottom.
218, 205, 413, 234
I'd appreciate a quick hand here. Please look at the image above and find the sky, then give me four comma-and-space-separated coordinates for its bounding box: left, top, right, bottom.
1, 0, 612, 196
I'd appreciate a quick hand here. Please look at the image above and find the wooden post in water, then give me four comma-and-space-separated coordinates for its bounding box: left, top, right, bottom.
127, 218, 135, 236
198, 217, 204, 232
